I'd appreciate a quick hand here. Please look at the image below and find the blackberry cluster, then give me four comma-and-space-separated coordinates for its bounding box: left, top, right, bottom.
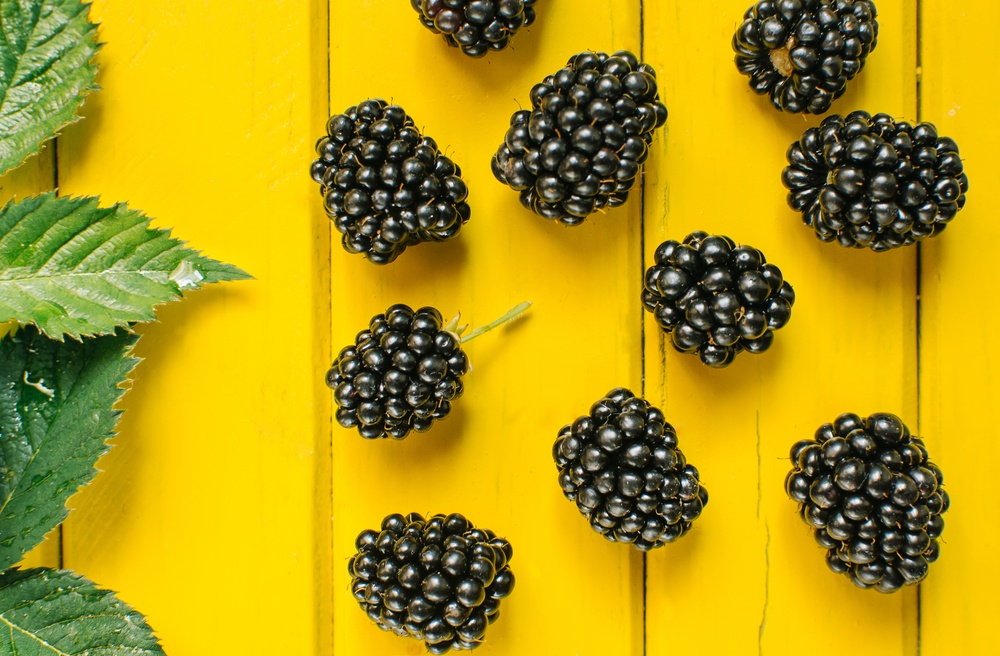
785, 413, 950, 592
311, 99, 470, 264
783, 111, 969, 250
410, 0, 538, 57
553, 389, 708, 551
642, 232, 795, 368
349, 513, 515, 653
734, 0, 879, 114
326, 304, 468, 439
491, 50, 668, 225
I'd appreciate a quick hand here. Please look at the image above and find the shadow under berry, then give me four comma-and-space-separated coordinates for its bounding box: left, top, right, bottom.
361, 229, 470, 300
428, 11, 548, 97
395, 398, 469, 463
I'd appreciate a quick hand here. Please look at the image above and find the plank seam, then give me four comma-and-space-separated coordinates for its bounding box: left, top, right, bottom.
639, 1, 648, 655
914, 0, 924, 654
756, 410, 770, 655
323, 0, 334, 653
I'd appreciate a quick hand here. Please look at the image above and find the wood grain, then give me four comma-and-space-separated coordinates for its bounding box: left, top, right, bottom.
919, 2, 997, 654
54, 1, 332, 654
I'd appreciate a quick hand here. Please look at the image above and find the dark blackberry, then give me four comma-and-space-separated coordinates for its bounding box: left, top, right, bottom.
349, 512, 515, 653
783, 111, 969, 250
491, 50, 668, 226
641, 231, 795, 368
327, 302, 530, 439
410, 0, 538, 58
734, 0, 879, 114
553, 388, 708, 551
311, 99, 470, 264
785, 412, 950, 592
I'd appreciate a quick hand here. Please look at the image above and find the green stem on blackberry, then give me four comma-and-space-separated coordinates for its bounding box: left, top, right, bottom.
443, 313, 466, 335
458, 301, 532, 344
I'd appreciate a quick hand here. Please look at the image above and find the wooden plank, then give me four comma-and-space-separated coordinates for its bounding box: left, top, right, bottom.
54, 2, 332, 654
0, 149, 60, 570
328, 1, 646, 653
919, 2, 996, 653
643, 2, 919, 654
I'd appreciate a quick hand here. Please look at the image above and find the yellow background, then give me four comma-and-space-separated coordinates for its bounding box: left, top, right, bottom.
1, 0, 993, 654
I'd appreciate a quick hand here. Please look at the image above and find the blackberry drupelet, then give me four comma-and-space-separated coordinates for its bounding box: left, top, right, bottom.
783, 111, 969, 250
734, 0, 879, 114
491, 50, 668, 226
553, 388, 708, 551
410, 0, 538, 57
328, 302, 530, 439
349, 513, 515, 653
311, 99, 470, 264
641, 232, 795, 368
786, 412, 950, 592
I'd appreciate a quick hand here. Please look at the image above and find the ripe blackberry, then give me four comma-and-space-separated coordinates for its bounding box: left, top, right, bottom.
641, 232, 795, 368
410, 0, 538, 58
349, 513, 515, 653
327, 302, 530, 439
553, 388, 708, 551
785, 412, 950, 592
783, 111, 969, 250
734, 0, 879, 114
491, 50, 668, 226
311, 99, 470, 264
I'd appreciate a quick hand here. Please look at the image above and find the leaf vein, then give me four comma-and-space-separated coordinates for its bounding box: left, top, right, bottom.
0, 614, 71, 656
0, 3, 43, 114
0, 198, 81, 272
32, 204, 129, 275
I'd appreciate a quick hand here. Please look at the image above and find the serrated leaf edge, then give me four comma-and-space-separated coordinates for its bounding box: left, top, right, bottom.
0, 193, 251, 340
0, 568, 165, 655
0, 0, 103, 177
0, 329, 140, 564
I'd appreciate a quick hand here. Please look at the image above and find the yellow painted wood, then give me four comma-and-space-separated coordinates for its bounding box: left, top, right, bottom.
0, 150, 61, 571
329, 1, 647, 653
53, 2, 332, 655
6, 0, 989, 653
919, 3, 996, 654
643, 2, 919, 654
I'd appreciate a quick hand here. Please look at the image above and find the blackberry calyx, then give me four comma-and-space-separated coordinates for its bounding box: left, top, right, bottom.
349, 512, 515, 652
410, 0, 538, 57
786, 412, 950, 592
328, 302, 530, 439
734, 0, 879, 114
554, 388, 708, 551
492, 50, 668, 226
311, 99, 470, 264
642, 231, 795, 368
783, 111, 969, 250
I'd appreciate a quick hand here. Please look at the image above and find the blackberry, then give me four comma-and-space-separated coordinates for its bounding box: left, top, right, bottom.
349, 513, 515, 653
641, 232, 795, 368
491, 50, 668, 226
553, 388, 708, 551
783, 111, 969, 250
785, 412, 950, 592
327, 302, 530, 439
311, 99, 470, 264
734, 0, 879, 114
410, 0, 538, 58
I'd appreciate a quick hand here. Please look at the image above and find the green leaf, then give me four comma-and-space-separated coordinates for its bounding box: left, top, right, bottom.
0, 0, 100, 176
0, 568, 164, 655
0, 326, 137, 571
0, 193, 250, 339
